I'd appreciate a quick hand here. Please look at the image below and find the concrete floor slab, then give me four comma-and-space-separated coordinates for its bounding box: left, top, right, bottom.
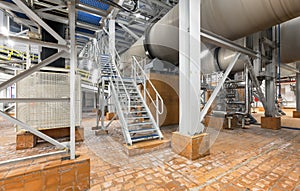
0, 113, 299, 190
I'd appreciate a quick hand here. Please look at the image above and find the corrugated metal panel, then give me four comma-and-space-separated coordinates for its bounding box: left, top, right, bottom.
16, 72, 81, 130
79, 0, 110, 11
77, 10, 102, 26
76, 27, 95, 35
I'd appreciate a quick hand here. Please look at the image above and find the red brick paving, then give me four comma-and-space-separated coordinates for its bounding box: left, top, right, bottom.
0, 114, 300, 190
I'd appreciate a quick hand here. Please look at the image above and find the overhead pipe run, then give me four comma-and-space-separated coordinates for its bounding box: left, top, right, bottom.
122, 0, 300, 72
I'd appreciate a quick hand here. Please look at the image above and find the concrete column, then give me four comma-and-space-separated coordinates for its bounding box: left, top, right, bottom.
179, 0, 201, 135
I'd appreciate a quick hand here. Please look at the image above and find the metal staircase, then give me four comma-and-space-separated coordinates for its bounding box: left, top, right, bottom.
98, 54, 164, 145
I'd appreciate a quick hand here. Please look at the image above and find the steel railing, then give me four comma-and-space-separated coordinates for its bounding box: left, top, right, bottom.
111, 49, 132, 113
131, 56, 164, 126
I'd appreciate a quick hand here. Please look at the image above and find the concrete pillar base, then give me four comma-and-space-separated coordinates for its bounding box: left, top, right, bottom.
106, 112, 116, 120
261, 117, 281, 130
95, 129, 108, 136
124, 139, 170, 156
16, 127, 84, 150
293, 111, 300, 118
171, 132, 210, 160
16, 131, 37, 150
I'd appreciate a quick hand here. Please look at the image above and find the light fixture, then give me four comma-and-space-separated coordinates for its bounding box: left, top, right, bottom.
135, 13, 143, 19
7, 39, 14, 47
0, 26, 9, 36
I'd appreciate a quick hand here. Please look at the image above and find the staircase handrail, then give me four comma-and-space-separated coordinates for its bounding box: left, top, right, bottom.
111, 61, 131, 113
108, 77, 132, 145
132, 56, 164, 116
95, 37, 131, 113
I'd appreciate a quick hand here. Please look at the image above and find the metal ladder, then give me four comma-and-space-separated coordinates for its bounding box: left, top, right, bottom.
99, 54, 164, 145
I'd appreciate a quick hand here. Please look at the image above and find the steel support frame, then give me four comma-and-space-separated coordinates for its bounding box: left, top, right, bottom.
200, 29, 272, 116
179, 0, 201, 136
12, 0, 66, 44
108, 19, 115, 113
68, 0, 76, 160
0, 0, 77, 165
245, 57, 267, 109
199, 53, 241, 123
264, 28, 277, 117
253, 33, 262, 76
0, 49, 68, 162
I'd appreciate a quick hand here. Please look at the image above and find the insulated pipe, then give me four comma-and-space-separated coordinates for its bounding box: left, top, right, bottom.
280, 17, 300, 64
122, 0, 300, 70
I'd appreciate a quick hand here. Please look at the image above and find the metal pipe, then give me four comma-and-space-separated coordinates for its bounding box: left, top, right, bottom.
0, 150, 67, 166
278, 25, 281, 98
0, 98, 69, 103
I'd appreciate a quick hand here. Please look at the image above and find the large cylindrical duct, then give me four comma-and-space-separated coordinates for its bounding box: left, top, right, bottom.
280, 17, 300, 64
122, 0, 300, 68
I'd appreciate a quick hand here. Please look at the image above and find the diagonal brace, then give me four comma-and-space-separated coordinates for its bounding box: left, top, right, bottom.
245, 56, 267, 110
0, 111, 66, 149
12, 0, 67, 44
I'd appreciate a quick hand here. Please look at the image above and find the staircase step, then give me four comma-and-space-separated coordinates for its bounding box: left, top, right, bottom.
131, 134, 159, 143
119, 86, 136, 89
130, 110, 147, 113
127, 122, 152, 127
129, 100, 143, 103
129, 128, 156, 134
127, 116, 150, 120
115, 82, 134, 86
119, 95, 141, 98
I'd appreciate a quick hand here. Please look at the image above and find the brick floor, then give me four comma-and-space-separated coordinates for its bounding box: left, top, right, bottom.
0, 113, 300, 190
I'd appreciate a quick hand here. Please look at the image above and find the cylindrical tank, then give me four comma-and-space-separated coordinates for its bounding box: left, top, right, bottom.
122, 0, 300, 68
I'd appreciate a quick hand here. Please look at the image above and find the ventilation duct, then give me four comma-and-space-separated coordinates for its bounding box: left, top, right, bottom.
122, 0, 300, 71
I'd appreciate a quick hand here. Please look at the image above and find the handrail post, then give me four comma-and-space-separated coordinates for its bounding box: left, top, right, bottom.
131, 58, 134, 78
144, 76, 146, 101
156, 94, 159, 126
134, 58, 137, 83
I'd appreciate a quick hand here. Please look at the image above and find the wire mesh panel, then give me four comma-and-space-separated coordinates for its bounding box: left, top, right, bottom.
16, 72, 81, 130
